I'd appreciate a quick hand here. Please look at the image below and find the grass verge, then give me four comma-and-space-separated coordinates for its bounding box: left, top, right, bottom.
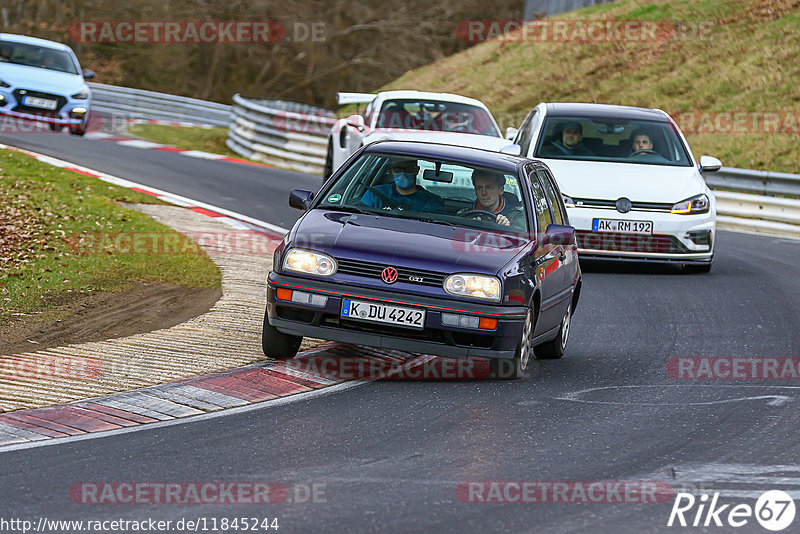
128, 124, 240, 157
0, 148, 222, 322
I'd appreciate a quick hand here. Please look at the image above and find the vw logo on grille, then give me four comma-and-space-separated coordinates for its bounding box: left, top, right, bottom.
615, 197, 632, 213
381, 267, 399, 284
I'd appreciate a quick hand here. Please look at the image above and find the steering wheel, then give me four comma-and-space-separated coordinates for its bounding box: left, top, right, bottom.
461, 209, 499, 222
367, 187, 410, 210
629, 149, 660, 157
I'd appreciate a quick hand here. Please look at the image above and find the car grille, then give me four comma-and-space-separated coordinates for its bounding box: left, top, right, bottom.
572, 198, 673, 212
12, 89, 67, 114
576, 231, 690, 254
335, 258, 447, 287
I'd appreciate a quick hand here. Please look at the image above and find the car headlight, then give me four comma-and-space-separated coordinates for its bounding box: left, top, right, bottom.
283, 249, 337, 276
0, 79, 10, 88
562, 194, 575, 208
444, 274, 501, 302
671, 194, 710, 214
71, 89, 90, 99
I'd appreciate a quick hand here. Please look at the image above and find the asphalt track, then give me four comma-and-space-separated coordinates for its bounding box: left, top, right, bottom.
2, 131, 800, 533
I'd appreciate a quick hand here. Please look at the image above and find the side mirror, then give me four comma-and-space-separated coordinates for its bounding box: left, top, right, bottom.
82, 68, 95, 79
699, 155, 722, 173
289, 189, 314, 211
543, 224, 575, 248
345, 114, 365, 131
505, 126, 519, 141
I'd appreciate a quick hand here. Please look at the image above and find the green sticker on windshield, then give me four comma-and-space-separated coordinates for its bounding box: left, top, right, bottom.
327, 194, 342, 203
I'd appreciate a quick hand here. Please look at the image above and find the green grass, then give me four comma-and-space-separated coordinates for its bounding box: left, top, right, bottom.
0, 149, 221, 321
381, 0, 800, 173
128, 124, 240, 158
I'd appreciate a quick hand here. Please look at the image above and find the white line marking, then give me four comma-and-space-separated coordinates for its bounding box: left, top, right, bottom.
0, 381, 367, 453
557, 384, 798, 406
0, 143, 289, 235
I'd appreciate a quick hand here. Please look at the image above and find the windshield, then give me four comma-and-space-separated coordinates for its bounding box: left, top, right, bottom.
533, 116, 692, 166
376, 99, 500, 137
317, 153, 529, 233
0, 40, 79, 75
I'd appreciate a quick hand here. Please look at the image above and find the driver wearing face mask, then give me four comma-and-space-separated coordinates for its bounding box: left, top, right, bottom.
360, 159, 444, 212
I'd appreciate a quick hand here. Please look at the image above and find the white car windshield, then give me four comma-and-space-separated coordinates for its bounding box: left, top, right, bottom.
534, 116, 692, 167
318, 153, 529, 233
376, 99, 500, 137
0, 40, 79, 75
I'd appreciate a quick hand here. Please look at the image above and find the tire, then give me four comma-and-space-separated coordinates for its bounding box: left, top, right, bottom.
323, 141, 333, 184
70, 124, 87, 136
491, 307, 534, 380
261, 307, 302, 359
49, 122, 61, 132
534, 303, 571, 360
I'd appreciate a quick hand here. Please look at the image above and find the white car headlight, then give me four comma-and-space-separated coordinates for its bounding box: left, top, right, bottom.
71, 89, 90, 99
671, 194, 710, 214
444, 274, 501, 302
283, 249, 337, 276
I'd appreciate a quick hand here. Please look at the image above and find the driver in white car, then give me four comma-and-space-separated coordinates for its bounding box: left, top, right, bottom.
628, 129, 669, 162
459, 170, 525, 228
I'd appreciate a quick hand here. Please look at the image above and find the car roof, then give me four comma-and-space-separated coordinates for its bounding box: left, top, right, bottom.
376, 90, 489, 110
0, 33, 72, 52
363, 140, 533, 174
544, 102, 669, 122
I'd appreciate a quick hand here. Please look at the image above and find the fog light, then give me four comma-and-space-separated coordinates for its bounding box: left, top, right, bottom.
441, 313, 496, 330
71, 107, 87, 114
290, 290, 327, 307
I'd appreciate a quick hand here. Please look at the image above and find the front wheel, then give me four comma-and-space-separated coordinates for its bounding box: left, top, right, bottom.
491, 308, 534, 379
70, 124, 87, 136
534, 303, 571, 360
262, 308, 302, 359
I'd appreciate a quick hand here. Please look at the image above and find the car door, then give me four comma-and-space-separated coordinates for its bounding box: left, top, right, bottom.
526, 165, 562, 335
536, 169, 577, 309
540, 167, 579, 288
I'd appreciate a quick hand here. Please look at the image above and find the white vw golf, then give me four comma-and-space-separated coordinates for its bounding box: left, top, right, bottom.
509, 103, 721, 272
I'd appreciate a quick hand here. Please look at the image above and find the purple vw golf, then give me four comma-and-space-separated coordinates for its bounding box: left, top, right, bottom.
263, 141, 581, 379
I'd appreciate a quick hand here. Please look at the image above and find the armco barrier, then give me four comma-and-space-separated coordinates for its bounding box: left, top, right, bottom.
226, 94, 336, 174
705, 167, 800, 198
88, 82, 232, 127
715, 190, 800, 239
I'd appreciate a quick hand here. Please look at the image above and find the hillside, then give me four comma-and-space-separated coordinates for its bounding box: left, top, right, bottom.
382, 0, 800, 173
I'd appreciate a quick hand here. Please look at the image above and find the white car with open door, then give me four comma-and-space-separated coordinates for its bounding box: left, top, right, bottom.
324, 90, 517, 182
509, 103, 720, 272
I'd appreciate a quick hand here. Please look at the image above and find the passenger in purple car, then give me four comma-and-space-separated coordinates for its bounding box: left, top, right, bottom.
359, 159, 444, 213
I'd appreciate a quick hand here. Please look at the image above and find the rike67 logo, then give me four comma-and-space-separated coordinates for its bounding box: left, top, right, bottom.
668, 490, 795, 531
